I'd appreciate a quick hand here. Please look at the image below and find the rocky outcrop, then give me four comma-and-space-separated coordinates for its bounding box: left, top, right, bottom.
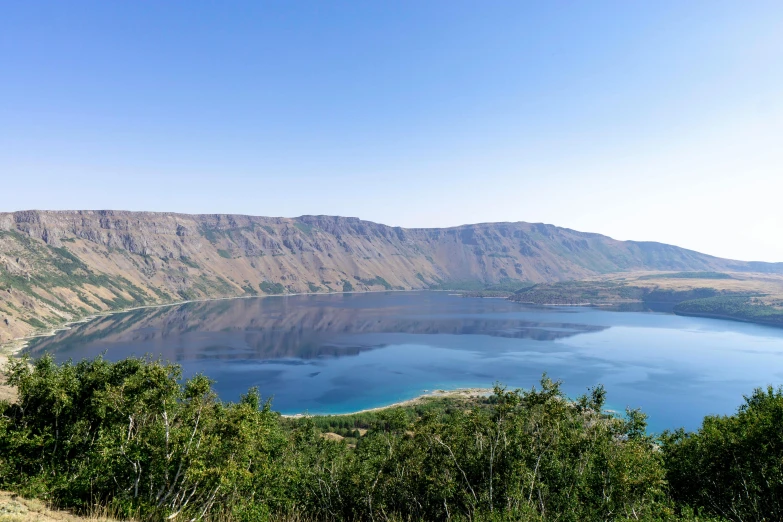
0, 210, 779, 343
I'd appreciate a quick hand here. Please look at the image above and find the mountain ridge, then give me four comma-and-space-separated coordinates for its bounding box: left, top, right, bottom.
0, 209, 780, 343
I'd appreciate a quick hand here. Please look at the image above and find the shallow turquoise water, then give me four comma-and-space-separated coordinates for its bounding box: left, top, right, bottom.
25, 292, 783, 432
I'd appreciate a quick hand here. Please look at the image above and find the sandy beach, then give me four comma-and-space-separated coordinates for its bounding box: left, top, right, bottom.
282, 387, 493, 418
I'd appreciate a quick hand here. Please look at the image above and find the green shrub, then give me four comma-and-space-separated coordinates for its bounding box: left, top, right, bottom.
0, 355, 287, 520
259, 281, 285, 294
662, 386, 783, 521
179, 256, 200, 269
356, 276, 392, 289
0, 355, 750, 522
20, 317, 47, 329
293, 222, 314, 235
674, 296, 783, 325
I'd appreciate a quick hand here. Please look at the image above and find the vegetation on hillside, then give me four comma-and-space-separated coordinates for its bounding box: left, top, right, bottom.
505, 279, 783, 329
0, 231, 164, 334
259, 281, 286, 295
2, 355, 780, 521
509, 281, 647, 305
661, 385, 783, 521
638, 272, 734, 280
673, 296, 783, 326
506, 280, 756, 307
283, 394, 496, 445
354, 276, 393, 290
431, 279, 535, 296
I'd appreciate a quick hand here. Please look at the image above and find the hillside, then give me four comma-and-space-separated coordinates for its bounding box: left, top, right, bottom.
1, 210, 781, 343
505, 271, 783, 325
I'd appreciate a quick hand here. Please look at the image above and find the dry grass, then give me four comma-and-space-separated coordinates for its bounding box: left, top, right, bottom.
0, 341, 23, 404
0, 492, 322, 522
0, 383, 14, 404
601, 271, 783, 298
0, 359, 17, 404
0, 492, 121, 522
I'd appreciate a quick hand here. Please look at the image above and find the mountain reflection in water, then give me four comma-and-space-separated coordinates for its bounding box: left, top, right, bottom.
26, 293, 606, 362
24, 291, 783, 432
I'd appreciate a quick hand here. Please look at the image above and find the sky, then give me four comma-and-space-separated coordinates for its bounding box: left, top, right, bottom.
1, 2, 782, 262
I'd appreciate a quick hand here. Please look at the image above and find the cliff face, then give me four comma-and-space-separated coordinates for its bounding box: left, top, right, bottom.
0, 210, 777, 343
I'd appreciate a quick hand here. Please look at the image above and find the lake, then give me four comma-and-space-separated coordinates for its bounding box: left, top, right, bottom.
24, 291, 783, 432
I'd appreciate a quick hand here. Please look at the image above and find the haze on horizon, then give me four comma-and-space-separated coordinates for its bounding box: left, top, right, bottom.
1, 1, 782, 262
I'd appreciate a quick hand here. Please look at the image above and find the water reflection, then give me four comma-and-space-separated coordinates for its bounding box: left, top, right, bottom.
26, 293, 606, 362
23, 292, 783, 431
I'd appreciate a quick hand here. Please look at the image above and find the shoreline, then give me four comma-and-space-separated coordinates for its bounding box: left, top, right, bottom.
0, 286, 537, 355
281, 387, 493, 418
0, 287, 431, 355
673, 309, 783, 329
0, 288, 470, 400
0, 288, 420, 402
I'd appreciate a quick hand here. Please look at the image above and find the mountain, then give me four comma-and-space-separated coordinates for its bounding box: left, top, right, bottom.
0, 210, 780, 343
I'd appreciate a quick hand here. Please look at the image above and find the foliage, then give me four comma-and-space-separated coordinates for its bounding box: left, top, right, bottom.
510, 281, 647, 305
259, 281, 286, 295
673, 296, 783, 326
179, 256, 200, 269
638, 272, 734, 280
0, 354, 730, 521
662, 386, 783, 521
0, 355, 288, 520
354, 276, 392, 290
643, 288, 722, 304
199, 225, 222, 245
293, 379, 678, 521
20, 317, 48, 329
293, 222, 314, 236
507, 281, 783, 328
508, 281, 764, 317
429, 279, 533, 293
289, 395, 495, 436
428, 279, 489, 291
485, 280, 535, 292
341, 280, 354, 292
241, 283, 258, 296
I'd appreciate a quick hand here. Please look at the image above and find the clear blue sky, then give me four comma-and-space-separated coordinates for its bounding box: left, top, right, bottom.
1, 1, 782, 261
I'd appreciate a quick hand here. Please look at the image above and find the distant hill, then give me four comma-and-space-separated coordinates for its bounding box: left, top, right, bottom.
0, 210, 780, 342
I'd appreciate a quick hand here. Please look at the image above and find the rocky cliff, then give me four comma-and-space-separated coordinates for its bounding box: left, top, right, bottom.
0, 210, 779, 343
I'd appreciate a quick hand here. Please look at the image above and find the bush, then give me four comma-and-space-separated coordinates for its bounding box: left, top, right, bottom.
259, 281, 285, 295
0, 356, 745, 521
0, 355, 288, 520
662, 386, 783, 521
673, 296, 783, 325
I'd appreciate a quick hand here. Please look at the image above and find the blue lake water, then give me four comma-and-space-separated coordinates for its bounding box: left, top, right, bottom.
24, 291, 783, 432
